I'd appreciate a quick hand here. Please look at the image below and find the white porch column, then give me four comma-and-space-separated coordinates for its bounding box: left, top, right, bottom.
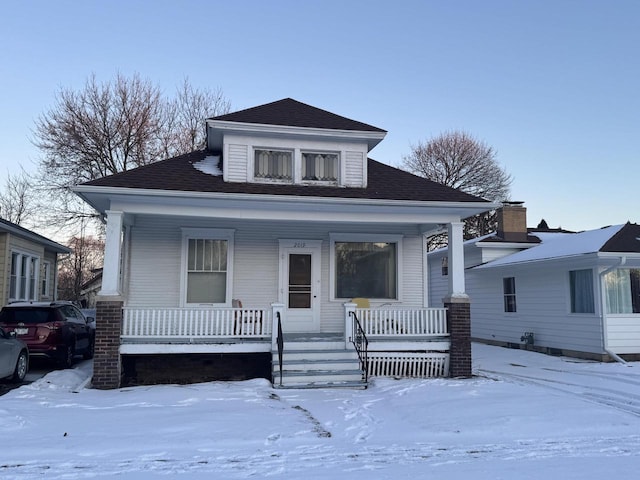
447, 221, 467, 299
344, 302, 356, 348
99, 210, 124, 296
271, 303, 285, 349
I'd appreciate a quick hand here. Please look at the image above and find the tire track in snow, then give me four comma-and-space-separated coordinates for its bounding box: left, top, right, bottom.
3, 435, 640, 479
479, 368, 640, 417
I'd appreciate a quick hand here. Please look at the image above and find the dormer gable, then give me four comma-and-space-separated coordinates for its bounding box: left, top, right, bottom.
206, 99, 386, 188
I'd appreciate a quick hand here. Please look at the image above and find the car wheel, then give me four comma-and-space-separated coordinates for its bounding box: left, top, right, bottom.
12, 350, 28, 382
83, 339, 94, 360
59, 344, 74, 369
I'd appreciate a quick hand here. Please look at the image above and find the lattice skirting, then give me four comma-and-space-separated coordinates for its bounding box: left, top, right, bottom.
367, 352, 450, 378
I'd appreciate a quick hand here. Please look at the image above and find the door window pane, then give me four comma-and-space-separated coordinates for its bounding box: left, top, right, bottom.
289, 254, 311, 308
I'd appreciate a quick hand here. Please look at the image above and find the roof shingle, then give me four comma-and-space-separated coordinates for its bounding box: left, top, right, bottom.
82, 150, 487, 204
210, 98, 386, 133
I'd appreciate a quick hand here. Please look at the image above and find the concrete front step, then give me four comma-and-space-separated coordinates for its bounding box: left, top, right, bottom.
273, 349, 359, 362
272, 339, 366, 389
278, 358, 361, 371
273, 380, 367, 390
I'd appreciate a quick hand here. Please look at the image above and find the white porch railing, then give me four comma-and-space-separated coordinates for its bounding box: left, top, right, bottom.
348, 306, 448, 338
122, 307, 272, 339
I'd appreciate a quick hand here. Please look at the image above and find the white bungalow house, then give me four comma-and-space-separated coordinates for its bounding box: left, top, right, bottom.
73, 98, 494, 388
428, 202, 640, 362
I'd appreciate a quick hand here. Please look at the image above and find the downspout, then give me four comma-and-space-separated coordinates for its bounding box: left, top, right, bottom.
599, 256, 628, 364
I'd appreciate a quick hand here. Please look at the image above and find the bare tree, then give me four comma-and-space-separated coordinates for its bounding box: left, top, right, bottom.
403, 130, 512, 249
0, 169, 38, 227
159, 78, 231, 157
32, 73, 231, 232
57, 234, 105, 302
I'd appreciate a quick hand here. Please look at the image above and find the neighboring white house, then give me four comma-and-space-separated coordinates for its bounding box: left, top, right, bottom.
74, 98, 494, 388
428, 202, 640, 361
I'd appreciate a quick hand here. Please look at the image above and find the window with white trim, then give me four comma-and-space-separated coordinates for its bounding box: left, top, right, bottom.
604, 268, 640, 314
331, 235, 401, 300
41, 261, 51, 298
569, 269, 595, 313
301, 152, 338, 182
254, 149, 293, 181
10, 251, 40, 302
503, 277, 516, 312
181, 229, 234, 306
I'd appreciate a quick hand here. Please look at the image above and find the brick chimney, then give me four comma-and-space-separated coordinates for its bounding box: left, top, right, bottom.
497, 201, 528, 242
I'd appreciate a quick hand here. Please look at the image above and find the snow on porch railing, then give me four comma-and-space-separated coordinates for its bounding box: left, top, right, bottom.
354, 307, 448, 337
122, 308, 272, 339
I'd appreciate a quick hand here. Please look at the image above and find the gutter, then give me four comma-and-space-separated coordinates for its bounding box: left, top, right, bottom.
598, 256, 630, 365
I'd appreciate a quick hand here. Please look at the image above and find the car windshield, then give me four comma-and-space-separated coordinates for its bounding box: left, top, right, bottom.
0, 308, 56, 324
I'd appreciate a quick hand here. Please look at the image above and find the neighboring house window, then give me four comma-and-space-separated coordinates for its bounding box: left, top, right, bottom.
331, 235, 401, 300
41, 261, 51, 298
9, 251, 40, 302
570, 269, 595, 313
441, 257, 448, 276
254, 149, 292, 181
181, 229, 234, 306
604, 268, 640, 314
301, 152, 338, 182
503, 277, 516, 312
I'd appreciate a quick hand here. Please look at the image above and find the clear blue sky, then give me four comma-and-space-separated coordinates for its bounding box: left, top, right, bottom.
1, 0, 638, 232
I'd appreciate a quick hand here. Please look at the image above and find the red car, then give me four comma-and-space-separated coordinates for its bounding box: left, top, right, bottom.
0, 302, 95, 368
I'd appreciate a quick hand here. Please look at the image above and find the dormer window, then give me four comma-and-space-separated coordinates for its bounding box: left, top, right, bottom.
254, 149, 292, 181
302, 152, 338, 182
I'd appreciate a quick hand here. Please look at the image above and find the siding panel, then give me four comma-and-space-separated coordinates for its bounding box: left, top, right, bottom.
126, 216, 424, 333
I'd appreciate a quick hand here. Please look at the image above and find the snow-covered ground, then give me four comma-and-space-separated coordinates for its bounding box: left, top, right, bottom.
2, 344, 639, 479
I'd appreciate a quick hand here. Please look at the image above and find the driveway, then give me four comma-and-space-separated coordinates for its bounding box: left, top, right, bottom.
0, 358, 91, 396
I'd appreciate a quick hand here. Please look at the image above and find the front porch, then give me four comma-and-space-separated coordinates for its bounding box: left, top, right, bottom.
116, 304, 451, 387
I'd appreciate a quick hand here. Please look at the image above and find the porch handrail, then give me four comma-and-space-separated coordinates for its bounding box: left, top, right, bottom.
276, 312, 283, 387
354, 307, 448, 337
122, 307, 272, 338
349, 310, 369, 383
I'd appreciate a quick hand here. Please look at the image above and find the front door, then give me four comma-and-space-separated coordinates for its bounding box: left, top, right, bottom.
279, 240, 321, 332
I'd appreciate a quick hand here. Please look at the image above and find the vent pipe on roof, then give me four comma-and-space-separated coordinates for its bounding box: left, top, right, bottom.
497, 201, 528, 242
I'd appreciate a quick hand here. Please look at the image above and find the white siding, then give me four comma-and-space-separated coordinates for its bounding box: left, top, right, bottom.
226, 144, 248, 182
344, 151, 365, 187
606, 315, 640, 353
126, 216, 424, 333
468, 264, 605, 355
222, 133, 368, 187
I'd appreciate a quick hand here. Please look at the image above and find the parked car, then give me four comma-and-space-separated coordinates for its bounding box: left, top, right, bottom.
0, 326, 28, 382
0, 302, 95, 368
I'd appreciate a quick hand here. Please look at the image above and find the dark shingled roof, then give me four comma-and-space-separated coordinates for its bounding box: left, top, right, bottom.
82, 150, 487, 204
210, 98, 386, 133
600, 223, 640, 253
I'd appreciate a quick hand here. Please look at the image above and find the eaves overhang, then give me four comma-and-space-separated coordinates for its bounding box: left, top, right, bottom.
73, 185, 496, 225
206, 119, 387, 152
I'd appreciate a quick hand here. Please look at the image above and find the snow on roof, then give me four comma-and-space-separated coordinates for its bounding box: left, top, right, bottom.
193, 155, 222, 176
476, 224, 625, 268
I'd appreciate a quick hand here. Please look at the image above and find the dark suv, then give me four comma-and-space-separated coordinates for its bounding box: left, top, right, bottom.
0, 302, 95, 368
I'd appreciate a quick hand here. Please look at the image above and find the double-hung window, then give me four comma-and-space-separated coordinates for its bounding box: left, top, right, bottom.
41, 261, 51, 298
570, 269, 595, 313
503, 277, 516, 312
182, 229, 234, 306
10, 251, 40, 302
254, 149, 292, 181
331, 235, 402, 300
